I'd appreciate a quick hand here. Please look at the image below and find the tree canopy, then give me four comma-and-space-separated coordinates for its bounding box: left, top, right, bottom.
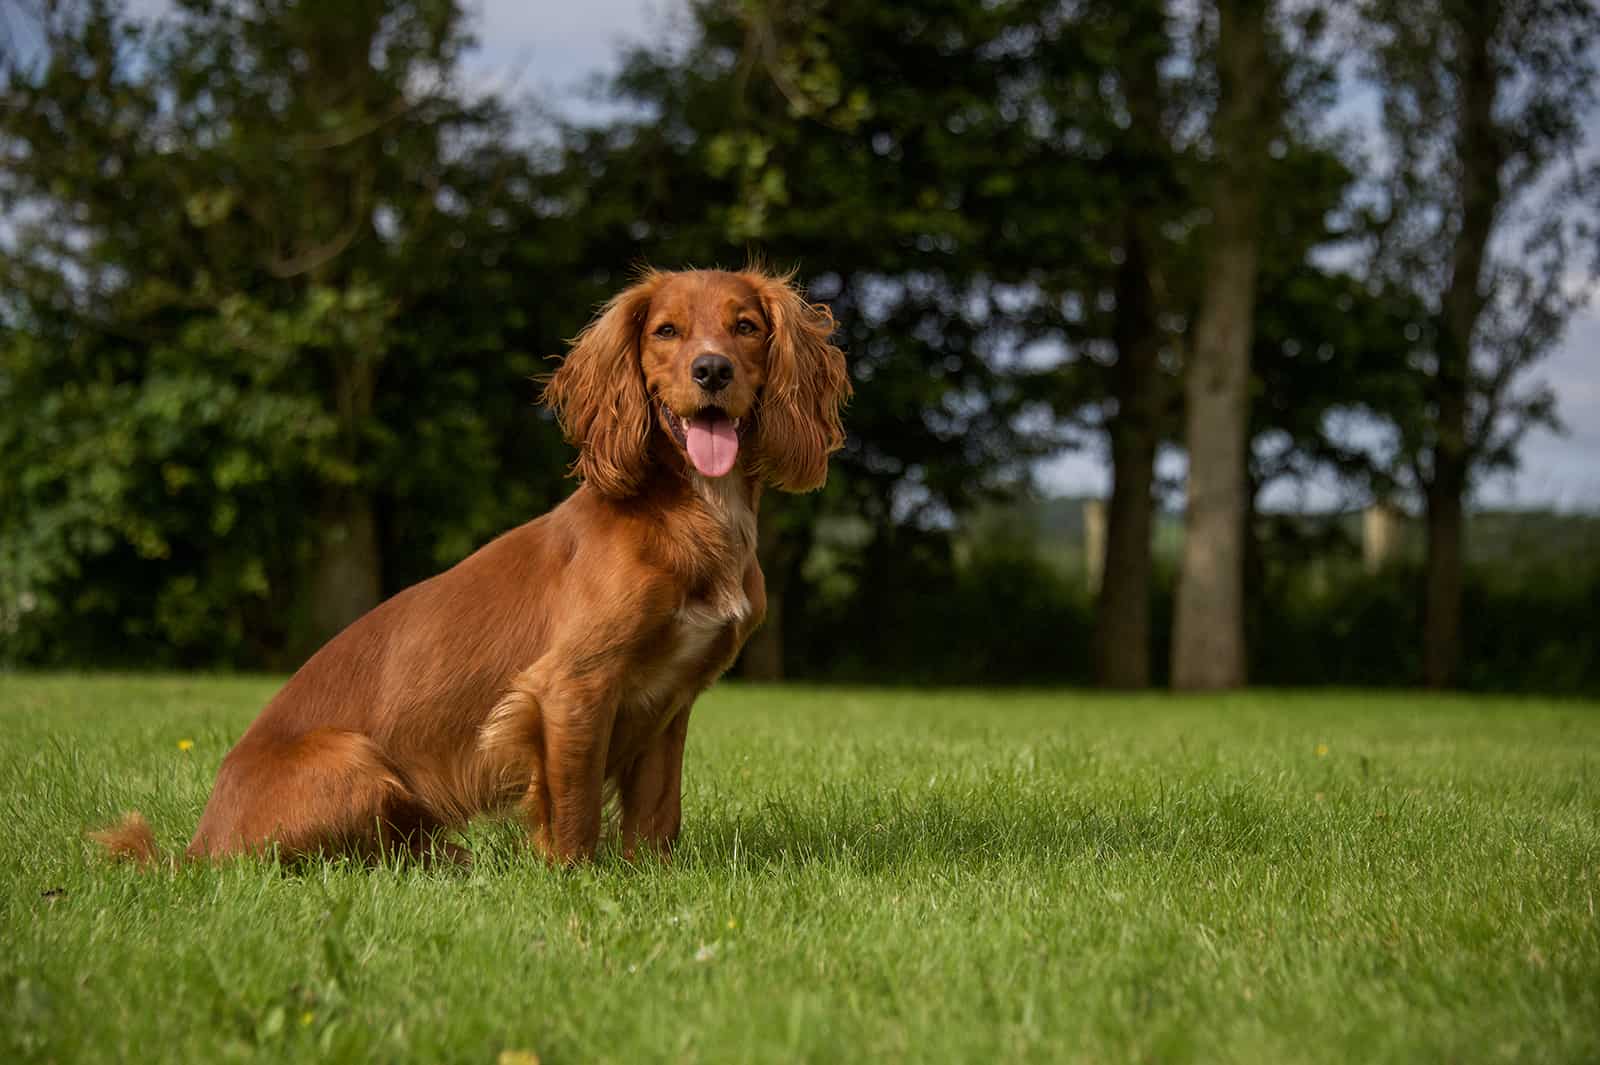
1, 0, 1594, 689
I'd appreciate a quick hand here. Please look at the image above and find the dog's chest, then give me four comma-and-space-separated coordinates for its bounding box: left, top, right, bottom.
619, 475, 756, 722
620, 597, 744, 725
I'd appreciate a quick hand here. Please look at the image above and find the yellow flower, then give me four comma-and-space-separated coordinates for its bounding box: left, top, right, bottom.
299, 1011, 315, 1027
177, 739, 195, 752
498, 1052, 541, 1065
1315, 743, 1329, 758
726, 917, 737, 930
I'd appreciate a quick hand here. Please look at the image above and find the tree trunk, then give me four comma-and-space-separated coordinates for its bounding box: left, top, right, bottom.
1242, 475, 1265, 675
297, 11, 387, 654
1424, 3, 1500, 689
1423, 474, 1464, 688
1170, 0, 1275, 691
308, 486, 382, 646
1095, 218, 1161, 689
1092, 0, 1169, 690
307, 346, 382, 648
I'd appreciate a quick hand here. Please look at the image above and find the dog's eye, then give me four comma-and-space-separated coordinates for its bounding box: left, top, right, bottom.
653, 324, 678, 339
735, 320, 760, 336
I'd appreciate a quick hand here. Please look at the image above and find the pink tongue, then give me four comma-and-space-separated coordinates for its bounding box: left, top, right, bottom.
685, 413, 739, 477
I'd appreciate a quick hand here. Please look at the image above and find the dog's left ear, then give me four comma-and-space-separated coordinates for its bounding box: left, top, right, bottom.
543, 275, 661, 498
750, 274, 851, 492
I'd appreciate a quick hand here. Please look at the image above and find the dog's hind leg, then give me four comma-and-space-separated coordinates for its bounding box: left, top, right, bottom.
478, 669, 555, 854
186, 727, 441, 863
480, 664, 620, 864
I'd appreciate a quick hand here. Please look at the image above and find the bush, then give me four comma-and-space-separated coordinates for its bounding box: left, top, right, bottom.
783, 532, 1599, 694
786, 533, 1095, 686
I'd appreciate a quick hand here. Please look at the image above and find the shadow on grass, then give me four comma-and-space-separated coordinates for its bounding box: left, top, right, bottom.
148, 784, 1294, 880
674, 785, 1285, 875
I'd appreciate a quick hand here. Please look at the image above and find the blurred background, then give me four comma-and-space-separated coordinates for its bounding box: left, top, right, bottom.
1, 0, 1596, 693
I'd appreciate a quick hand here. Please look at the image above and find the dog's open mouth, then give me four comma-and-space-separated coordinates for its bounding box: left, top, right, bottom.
663, 402, 746, 478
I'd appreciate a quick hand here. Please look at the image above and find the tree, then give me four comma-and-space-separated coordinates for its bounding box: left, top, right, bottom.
1080, 0, 1188, 689
0, 0, 565, 664
1237, 18, 1427, 665
547, 0, 1084, 678
1171, 0, 1281, 690
1360, 0, 1598, 687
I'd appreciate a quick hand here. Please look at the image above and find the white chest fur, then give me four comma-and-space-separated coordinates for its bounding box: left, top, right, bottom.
693, 473, 757, 555
690, 471, 756, 621
625, 474, 756, 715
626, 602, 739, 717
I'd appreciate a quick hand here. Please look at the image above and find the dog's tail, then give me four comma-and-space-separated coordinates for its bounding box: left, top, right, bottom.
87, 811, 164, 867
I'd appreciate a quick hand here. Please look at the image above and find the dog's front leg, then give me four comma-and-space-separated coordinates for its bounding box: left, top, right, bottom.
620, 707, 691, 861
539, 682, 617, 864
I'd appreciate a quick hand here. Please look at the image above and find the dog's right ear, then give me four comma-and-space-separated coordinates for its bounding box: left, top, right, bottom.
543, 274, 662, 498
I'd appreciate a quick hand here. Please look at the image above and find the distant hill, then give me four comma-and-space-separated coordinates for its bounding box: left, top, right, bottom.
961, 495, 1600, 569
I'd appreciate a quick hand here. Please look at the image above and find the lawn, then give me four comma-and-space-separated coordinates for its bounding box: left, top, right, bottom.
1, 675, 1596, 1064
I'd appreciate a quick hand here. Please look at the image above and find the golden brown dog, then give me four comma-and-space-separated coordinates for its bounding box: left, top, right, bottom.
92, 267, 849, 865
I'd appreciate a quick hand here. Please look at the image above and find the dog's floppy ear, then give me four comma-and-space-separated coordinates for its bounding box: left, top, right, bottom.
543, 274, 661, 498
750, 273, 851, 492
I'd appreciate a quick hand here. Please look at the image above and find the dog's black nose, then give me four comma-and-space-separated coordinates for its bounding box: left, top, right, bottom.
691, 354, 735, 392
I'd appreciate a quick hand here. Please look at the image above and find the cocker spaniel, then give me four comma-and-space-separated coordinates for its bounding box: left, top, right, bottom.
93, 267, 849, 865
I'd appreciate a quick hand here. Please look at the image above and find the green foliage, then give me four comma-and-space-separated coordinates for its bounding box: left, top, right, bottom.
562, 0, 1112, 521
4, 677, 1599, 1062
0, 0, 572, 664
0, 307, 342, 662
770, 512, 1599, 694
1252, 557, 1600, 693
790, 529, 1096, 685
1, 0, 1593, 684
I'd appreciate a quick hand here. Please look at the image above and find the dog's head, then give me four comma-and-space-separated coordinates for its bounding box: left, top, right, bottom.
544, 268, 850, 498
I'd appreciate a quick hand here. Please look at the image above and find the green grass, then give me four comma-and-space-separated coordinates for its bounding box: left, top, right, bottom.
2, 675, 1597, 1064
